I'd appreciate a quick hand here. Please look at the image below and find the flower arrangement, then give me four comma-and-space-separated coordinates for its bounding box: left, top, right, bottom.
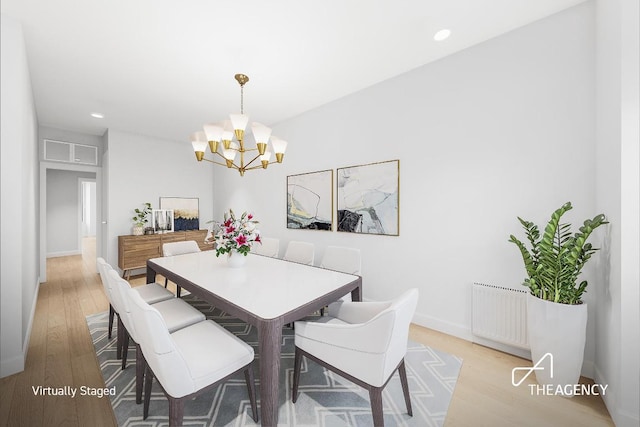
208, 209, 261, 257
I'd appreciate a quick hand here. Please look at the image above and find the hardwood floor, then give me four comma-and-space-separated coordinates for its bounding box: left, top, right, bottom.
0, 246, 614, 426
409, 328, 614, 427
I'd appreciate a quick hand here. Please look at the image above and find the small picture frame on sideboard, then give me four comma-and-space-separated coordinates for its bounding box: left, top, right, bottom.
151, 209, 174, 234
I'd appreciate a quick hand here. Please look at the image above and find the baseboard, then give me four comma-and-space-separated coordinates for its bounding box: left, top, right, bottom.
595, 365, 640, 427
413, 311, 596, 376
471, 336, 532, 360
23, 279, 40, 363
0, 353, 25, 378
414, 311, 533, 360
47, 250, 81, 258
0, 279, 40, 378
412, 312, 473, 342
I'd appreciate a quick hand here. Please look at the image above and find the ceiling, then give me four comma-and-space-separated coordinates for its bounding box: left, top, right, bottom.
2, 0, 586, 143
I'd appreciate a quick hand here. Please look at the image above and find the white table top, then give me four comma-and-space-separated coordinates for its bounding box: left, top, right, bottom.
149, 251, 360, 320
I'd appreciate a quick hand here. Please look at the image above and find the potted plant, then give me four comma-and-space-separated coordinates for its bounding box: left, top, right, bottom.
131, 202, 152, 236
508, 202, 607, 390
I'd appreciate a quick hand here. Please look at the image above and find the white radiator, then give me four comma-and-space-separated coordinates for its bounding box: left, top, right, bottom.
472, 282, 529, 349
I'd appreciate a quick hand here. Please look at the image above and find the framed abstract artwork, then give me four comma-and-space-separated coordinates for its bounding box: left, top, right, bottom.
151, 209, 174, 234
336, 159, 399, 235
287, 169, 333, 231
160, 197, 199, 231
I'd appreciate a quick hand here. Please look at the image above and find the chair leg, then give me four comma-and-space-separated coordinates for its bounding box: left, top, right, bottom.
398, 359, 413, 416
164, 277, 168, 288
369, 387, 385, 427
143, 364, 153, 419
168, 396, 184, 427
121, 330, 130, 370
244, 364, 259, 423
135, 344, 144, 404
108, 304, 115, 339
292, 347, 303, 403
116, 316, 124, 360
176, 286, 181, 298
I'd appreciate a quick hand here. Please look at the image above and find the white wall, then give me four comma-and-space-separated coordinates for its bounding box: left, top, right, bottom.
213, 3, 603, 370
595, 0, 640, 425
46, 169, 96, 256
104, 130, 215, 271
0, 14, 40, 378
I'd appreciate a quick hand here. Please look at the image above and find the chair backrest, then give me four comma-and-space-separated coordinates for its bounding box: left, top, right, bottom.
128, 288, 195, 398
162, 240, 201, 257
374, 288, 419, 379
283, 241, 315, 265
106, 269, 140, 342
253, 237, 280, 258
320, 246, 361, 275
96, 257, 115, 304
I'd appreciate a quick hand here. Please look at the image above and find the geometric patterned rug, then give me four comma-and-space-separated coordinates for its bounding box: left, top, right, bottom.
87, 295, 462, 426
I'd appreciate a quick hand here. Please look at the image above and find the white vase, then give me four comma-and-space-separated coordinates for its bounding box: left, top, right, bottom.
226, 250, 247, 268
132, 225, 144, 236
526, 293, 587, 391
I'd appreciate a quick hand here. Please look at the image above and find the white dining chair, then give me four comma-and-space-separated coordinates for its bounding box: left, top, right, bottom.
97, 257, 175, 358
292, 288, 419, 426
128, 288, 259, 426
319, 246, 362, 305
283, 241, 315, 265
282, 240, 316, 327
162, 240, 201, 289
252, 237, 280, 258
162, 240, 201, 257
320, 246, 362, 275
106, 270, 205, 405
96, 257, 119, 340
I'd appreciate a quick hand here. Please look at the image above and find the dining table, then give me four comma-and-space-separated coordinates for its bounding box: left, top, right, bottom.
146, 250, 362, 426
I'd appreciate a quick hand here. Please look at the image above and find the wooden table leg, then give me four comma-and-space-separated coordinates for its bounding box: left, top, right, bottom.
351, 279, 363, 302
146, 266, 156, 284
258, 318, 284, 426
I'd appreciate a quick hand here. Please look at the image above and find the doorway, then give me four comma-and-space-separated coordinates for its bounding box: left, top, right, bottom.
39, 162, 102, 283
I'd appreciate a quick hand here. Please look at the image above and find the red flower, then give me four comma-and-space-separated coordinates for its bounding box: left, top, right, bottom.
235, 234, 248, 246
247, 213, 253, 220
223, 219, 233, 227
255, 235, 261, 243
225, 225, 236, 234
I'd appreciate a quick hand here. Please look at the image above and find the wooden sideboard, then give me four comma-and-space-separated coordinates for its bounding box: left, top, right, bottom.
118, 230, 211, 279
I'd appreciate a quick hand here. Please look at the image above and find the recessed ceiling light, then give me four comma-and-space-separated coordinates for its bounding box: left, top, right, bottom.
433, 29, 451, 41
90, 112, 105, 119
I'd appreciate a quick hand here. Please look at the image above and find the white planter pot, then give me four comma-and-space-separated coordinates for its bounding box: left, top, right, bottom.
132, 225, 144, 236
527, 293, 587, 390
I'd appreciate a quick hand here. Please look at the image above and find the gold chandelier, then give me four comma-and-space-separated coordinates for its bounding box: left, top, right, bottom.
190, 74, 288, 176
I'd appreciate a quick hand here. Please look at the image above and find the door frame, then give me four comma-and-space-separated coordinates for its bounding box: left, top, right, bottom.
78, 177, 97, 251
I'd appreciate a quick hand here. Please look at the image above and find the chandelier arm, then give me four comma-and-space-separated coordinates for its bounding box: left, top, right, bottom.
243, 154, 263, 169
200, 158, 232, 168
245, 163, 275, 171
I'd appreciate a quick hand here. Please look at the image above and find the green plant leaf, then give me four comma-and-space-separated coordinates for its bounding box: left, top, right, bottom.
509, 202, 607, 304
